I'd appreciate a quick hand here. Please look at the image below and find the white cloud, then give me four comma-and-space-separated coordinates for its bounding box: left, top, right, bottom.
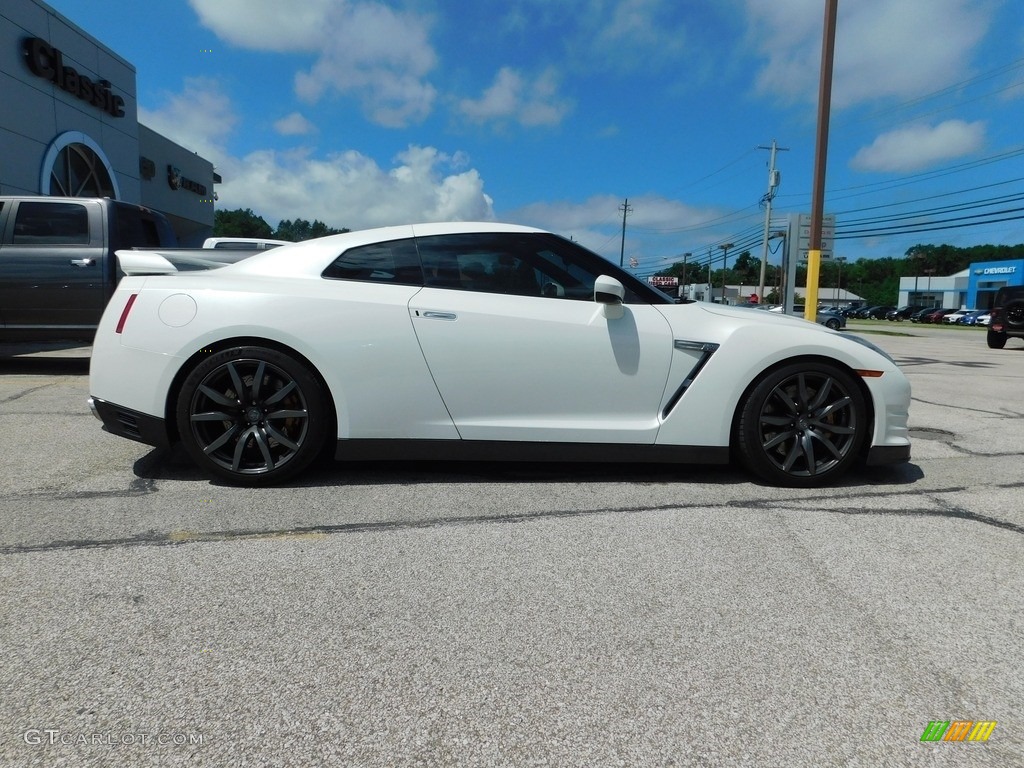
850, 120, 987, 172
187, 0, 333, 52
137, 77, 237, 160
746, 0, 991, 109
458, 67, 572, 128
274, 112, 317, 136
218, 145, 494, 231
189, 0, 438, 127
140, 79, 493, 229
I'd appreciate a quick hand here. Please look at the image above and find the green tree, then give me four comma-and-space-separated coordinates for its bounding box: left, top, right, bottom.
274, 218, 349, 242
213, 208, 274, 238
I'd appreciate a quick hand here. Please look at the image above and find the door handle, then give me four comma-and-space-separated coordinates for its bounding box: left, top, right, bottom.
421, 311, 457, 321
70, 258, 96, 267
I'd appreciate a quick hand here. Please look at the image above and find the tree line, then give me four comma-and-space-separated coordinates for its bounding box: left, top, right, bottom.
213, 208, 349, 242
656, 243, 1024, 306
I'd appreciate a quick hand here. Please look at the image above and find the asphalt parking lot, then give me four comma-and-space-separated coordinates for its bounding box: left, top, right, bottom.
1, 323, 1022, 767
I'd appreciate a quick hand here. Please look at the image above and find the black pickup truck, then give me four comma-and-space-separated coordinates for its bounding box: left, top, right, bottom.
0, 196, 179, 343
0, 197, 279, 345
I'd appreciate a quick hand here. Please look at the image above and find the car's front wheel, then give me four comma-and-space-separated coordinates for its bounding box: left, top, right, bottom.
175, 346, 328, 485
825, 317, 842, 330
735, 362, 867, 487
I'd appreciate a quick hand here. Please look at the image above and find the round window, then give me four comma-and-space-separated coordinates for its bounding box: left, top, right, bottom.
40, 131, 121, 199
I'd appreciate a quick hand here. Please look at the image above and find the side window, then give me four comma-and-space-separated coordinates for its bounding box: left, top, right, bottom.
322, 238, 422, 285
12, 202, 89, 245
417, 234, 544, 297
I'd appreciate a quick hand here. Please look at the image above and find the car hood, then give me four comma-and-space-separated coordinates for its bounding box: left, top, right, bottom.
692, 302, 825, 330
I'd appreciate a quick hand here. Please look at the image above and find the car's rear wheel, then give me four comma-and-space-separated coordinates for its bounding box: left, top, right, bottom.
176, 346, 328, 485
987, 329, 1008, 349
825, 317, 841, 330
736, 362, 867, 487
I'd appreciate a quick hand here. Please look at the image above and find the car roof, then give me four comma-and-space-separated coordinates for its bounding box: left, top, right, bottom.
226, 222, 548, 278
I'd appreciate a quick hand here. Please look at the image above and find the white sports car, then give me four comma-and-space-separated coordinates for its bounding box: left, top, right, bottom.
88, 222, 911, 487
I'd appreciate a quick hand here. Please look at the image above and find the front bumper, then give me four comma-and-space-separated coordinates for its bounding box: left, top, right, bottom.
88, 397, 172, 449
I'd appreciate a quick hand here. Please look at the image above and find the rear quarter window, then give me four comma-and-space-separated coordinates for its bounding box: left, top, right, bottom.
322, 239, 423, 285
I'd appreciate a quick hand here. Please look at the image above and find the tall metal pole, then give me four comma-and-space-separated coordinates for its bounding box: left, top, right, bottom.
618, 198, 632, 267
805, 0, 838, 322
757, 139, 787, 303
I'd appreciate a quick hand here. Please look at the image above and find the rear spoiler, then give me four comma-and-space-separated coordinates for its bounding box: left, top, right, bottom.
116, 249, 236, 276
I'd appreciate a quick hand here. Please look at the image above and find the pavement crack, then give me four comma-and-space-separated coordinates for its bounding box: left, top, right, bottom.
0, 383, 54, 405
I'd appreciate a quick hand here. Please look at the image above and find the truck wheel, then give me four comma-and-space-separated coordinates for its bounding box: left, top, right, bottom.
176, 346, 328, 485
987, 329, 1007, 349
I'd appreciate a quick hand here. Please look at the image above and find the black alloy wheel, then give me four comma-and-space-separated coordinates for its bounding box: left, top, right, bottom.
736, 362, 867, 487
176, 346, 328, 485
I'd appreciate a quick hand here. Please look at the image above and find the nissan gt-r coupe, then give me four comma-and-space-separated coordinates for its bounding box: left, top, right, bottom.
88, 222, 911, 487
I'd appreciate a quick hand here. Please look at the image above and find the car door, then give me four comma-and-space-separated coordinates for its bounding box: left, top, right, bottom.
0, 199, 104, 329
408, 232, 674, 444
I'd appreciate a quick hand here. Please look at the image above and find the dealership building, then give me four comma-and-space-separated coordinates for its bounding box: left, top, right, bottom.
898, 260, 1024, 310
1, 0, 218, 244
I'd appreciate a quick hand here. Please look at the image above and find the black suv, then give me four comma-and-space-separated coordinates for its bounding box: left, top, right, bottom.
987, 286, 1024, 349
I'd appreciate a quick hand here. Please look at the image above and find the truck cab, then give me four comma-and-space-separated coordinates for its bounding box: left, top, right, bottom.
0, 197, 176, 342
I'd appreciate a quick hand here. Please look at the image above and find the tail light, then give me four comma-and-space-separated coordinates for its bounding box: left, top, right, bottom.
115, 293, 138, 334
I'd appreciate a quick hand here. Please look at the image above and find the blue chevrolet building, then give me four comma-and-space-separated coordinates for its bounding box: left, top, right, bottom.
968, 260, 1024, 309
899, 259, 1024, 310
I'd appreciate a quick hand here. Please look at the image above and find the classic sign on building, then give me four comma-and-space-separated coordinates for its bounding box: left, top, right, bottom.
2, 1, 217, 244
22, 37, 126, 117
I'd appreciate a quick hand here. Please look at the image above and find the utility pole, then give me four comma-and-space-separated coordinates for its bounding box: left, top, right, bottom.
805, 0, 839, 322
618, 198, 632, 267
757, 139, 788, 304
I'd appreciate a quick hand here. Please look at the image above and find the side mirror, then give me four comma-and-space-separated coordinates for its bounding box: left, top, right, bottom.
594, 274, 625, 319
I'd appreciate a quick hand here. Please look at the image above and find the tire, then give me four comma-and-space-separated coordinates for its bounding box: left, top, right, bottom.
987, 329, 1007, 349
1006, 301, 1024, 330
825, 317, 841, 330
735, 362, 867, 487
176, 346, 329, 485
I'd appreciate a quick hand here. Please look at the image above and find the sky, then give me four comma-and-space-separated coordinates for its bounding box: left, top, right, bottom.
47, 0, 1024, 277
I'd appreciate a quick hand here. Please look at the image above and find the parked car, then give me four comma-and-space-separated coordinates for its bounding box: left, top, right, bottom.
942, 309, 975, 324
886, 305, 926, 321
860, 305, 896, 319
987, 286, 1024, 349
919, 308, 957, 324
954, 311, 987, 325
973, 311, 993, 327
909, 306, 940, 323
766, 305, 845, 330
88, 222, 911, 487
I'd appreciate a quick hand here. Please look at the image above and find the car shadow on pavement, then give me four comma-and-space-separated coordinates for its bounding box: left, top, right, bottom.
0, 356, 90, 376
131, 444, 924, 489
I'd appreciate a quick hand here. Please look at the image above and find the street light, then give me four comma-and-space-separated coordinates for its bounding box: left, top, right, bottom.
719, 243, 733, 304
681, 252, 691, 299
